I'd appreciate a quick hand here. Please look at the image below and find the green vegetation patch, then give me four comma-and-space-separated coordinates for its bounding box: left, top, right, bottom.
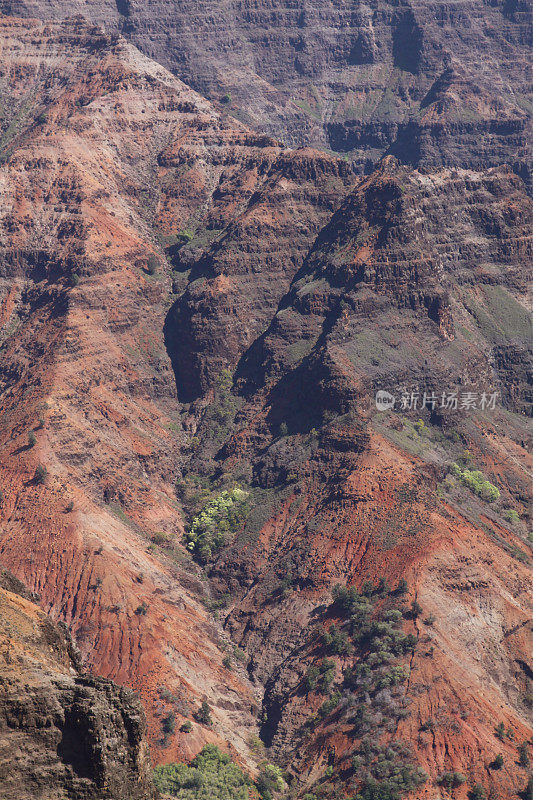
502, 508, 520, 523
152, 745, 254, 799
462, 285, 531, 345
191, 368, 243, 452
449, 463, 500, 502
184, 487, 249, 562
153, 746, 283, 800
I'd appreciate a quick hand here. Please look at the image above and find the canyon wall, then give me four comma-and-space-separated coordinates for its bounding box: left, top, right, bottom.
0, 0, 530, 178
0, 12, 531, 800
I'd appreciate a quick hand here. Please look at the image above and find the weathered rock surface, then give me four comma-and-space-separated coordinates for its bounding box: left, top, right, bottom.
0, 568, 155, 799
0, 15, 272, 766
0, 0, 530, 178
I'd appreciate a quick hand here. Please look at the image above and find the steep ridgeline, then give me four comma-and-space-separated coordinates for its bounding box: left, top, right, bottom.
0, 13, 531, 800
0, 0, 530, 179
0, 568, 154, 799
167, 159, 533, 798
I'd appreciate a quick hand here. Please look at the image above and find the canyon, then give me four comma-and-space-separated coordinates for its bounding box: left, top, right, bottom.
0, 7, 530, 800
0, 0, 531, 181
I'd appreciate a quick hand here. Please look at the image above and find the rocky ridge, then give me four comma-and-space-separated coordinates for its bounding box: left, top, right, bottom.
0, 567, 154, 799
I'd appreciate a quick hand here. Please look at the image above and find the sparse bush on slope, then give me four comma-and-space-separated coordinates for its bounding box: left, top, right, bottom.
184, 488, 249, 562
449, 463, 500, 501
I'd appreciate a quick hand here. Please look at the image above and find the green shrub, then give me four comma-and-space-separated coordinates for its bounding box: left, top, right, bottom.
151, 531, 169, 545
162, 712, 176, 735
180, 720, 192, 733
220, 92, 232, 104
256, 763, 284, 799
278, 422, 288, 437
458, 449, 474, 465
490, 754, 504, 769
478, 480, 500, 501
518, 741, 530, 767
28, 431, 36, 448
450, 464, 500, 502
146, 255, 158, 275
304, 665, 319, 692
355, 764, 427, 800
503, 508, 520, 523
374, 664, 410, 690
184, 488, 249, 562
135, 601, 148, 615
468, 784, 486, 800
322, 624, 350, 655
69, 272, 80, 287
437, 771, 466, 790
332, 583, 361, 615
153, 744, 251, 798
177, 230, 194, 244
352, 755, 362, 772
409, 600, 422, 619
34, 464, 47, 484
222, 655, 232, 670
193, 700, 212, 726
318, 691, 341, 718
318, 658, 336, 693
494, 721, 506, 741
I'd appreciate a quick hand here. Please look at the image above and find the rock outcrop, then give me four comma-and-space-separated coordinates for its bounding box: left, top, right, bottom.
0, 568, 155, 799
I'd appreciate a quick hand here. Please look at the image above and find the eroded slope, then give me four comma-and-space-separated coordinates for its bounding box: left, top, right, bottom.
0, 0, 530, 178
0, 14, 356, 769
169, 159, 533, 797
